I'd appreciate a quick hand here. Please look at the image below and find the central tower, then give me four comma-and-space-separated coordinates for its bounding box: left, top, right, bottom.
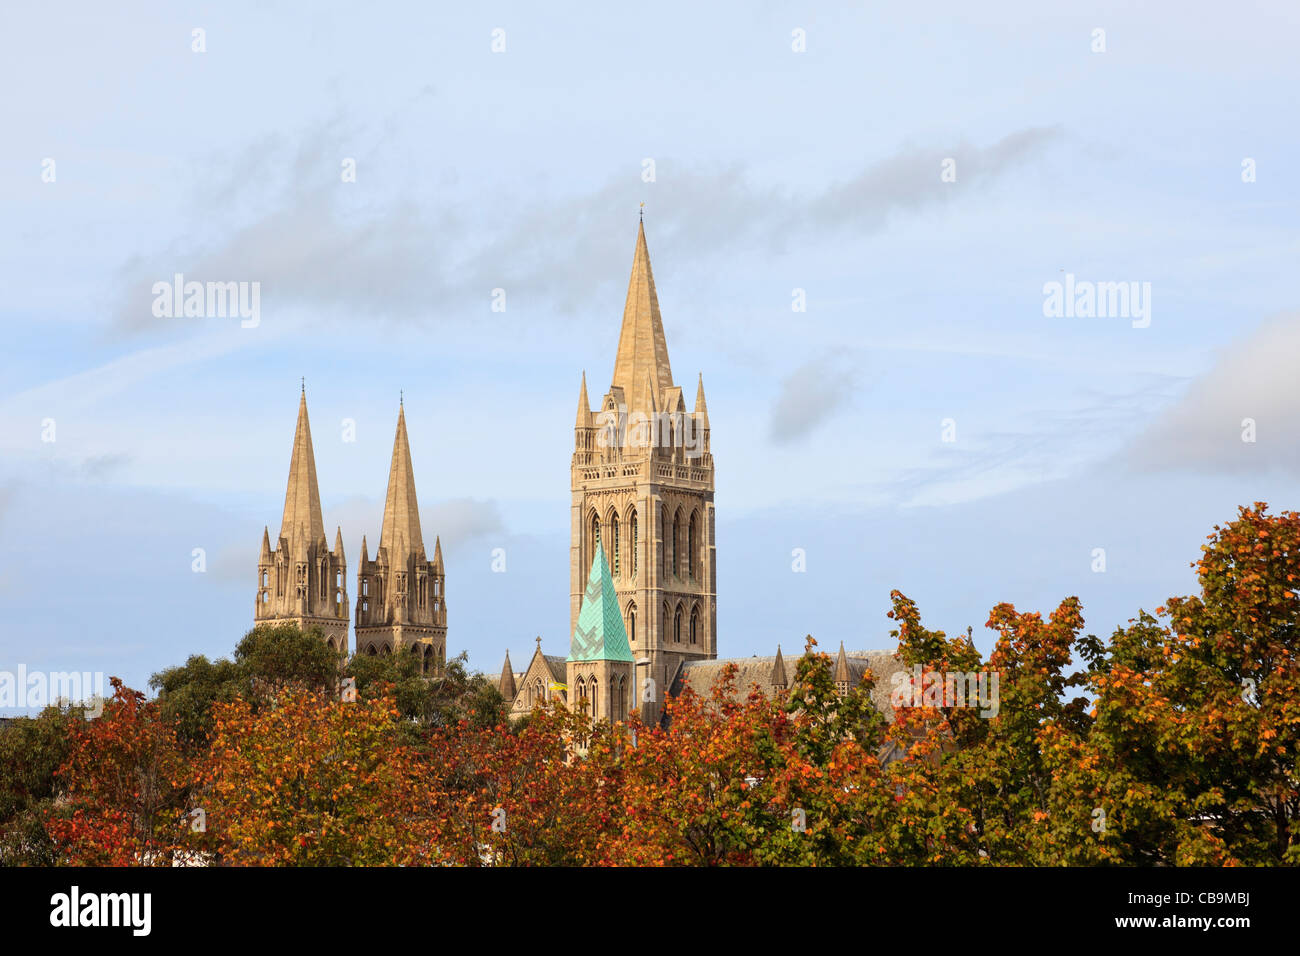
571, 219, 716, 724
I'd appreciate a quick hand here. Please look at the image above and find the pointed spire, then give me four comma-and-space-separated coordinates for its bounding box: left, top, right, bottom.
834, 641, 851, 684
360, 534, 369, 563
611, 220, 674, 408
695, 373, 709, 422
771, 644, 787, 688
260, 526, 272, 559
568, 541, 634, 663
576, 371, 590, 426
334, 526, 346, 564
378, 404, 425, 560
499, 651, 517, 699
280, 389, 326, 547
433, 535, 443, 570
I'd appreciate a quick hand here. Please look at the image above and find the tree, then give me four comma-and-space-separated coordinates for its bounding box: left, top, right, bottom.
45, 679, 189, 866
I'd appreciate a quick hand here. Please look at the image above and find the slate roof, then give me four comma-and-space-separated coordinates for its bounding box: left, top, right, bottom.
674, 650, 904, 720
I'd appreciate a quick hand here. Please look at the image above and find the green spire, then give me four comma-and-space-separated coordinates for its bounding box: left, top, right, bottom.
568, 541, 634, 663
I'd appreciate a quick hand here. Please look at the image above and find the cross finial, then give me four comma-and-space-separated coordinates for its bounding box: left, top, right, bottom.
535, 635, 542, 650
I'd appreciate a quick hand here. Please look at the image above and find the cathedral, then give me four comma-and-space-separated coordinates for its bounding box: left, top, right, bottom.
254, 217, 898, 717
255, 392, 446, 674
495, 219, 901, 724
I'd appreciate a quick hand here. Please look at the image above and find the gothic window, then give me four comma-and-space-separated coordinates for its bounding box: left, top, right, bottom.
690, 607, 699, 645
575, 677, 586, 713
616, 675, 627, 722
362, 578, 369, 597
589, 677, 599, 719
590, 512, 601, 567
629, 510, 639, 578
674, 606, 682, 643
535, 679, 545, 705
610, 512, 620, 575
434, 579, 440, 597
320, 561, 328, 599
261, 570, 268, 587
662, 508, 669, 577
672, 512, 681, 578
688, 512, 699, 581
662, 602, 669, 643
627, 603, 637, 645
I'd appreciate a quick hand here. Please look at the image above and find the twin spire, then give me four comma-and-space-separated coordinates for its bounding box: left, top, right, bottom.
378, 405, 425, 560
280, 389, 327, 548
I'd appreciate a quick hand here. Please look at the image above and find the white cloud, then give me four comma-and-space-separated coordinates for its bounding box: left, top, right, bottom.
1127, 312, 1300, 476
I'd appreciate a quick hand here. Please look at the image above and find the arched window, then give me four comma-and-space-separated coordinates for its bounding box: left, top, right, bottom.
610, 512, 620, 575
690, 607, 699, 645
589, 677, 599, 719
590, 512, 601, 568
627, 602, 637, 645
688, 512, 699, 581
674, 606, 682, 643
672, 512, 680, 578
615, 675, 627, 722
662, 602, 669, 643
320, 561, 328, 599
629, 510, 639, 578
366, 644, 377, 656
575, 677, 586, 713
662, 507, 670, 577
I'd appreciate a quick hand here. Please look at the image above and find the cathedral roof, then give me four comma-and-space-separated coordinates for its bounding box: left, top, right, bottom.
611, 220, 674, 407
378, 404, 425, 561
279, 388, 326, 546
567, 541, 634, 663
675, 650, 904, 720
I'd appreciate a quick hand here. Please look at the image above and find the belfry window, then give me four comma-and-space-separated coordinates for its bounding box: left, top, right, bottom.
630, 511, 638, 577
611, 513, 620, 575
688, 513, 699, 581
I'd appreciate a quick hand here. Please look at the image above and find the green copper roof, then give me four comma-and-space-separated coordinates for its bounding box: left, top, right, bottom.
568, 541, 634, 663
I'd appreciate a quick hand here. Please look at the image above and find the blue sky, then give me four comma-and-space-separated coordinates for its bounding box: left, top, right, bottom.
2, 1, 1298, 706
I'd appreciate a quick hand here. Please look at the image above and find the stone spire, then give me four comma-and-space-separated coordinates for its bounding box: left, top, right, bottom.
378, 404, 424, 561
355, 403, 446, 664
499, 651, 517, 700
771, 644, 787, 690
576, 371, 590, 425
694, 373, 709, 424
611, 220, 673, 405
255, 388, 349, 653
568, 541, 634, 663
280, 389, 326, 546
834, 641, 851, 692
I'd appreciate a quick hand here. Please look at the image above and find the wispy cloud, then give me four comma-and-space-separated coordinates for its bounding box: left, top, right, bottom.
769, 355, 859, 443
109, 120, 1064, 334
1126, 312, 1300, 476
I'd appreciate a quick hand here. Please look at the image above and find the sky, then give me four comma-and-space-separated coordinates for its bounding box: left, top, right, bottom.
2, 1, 1298, 709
